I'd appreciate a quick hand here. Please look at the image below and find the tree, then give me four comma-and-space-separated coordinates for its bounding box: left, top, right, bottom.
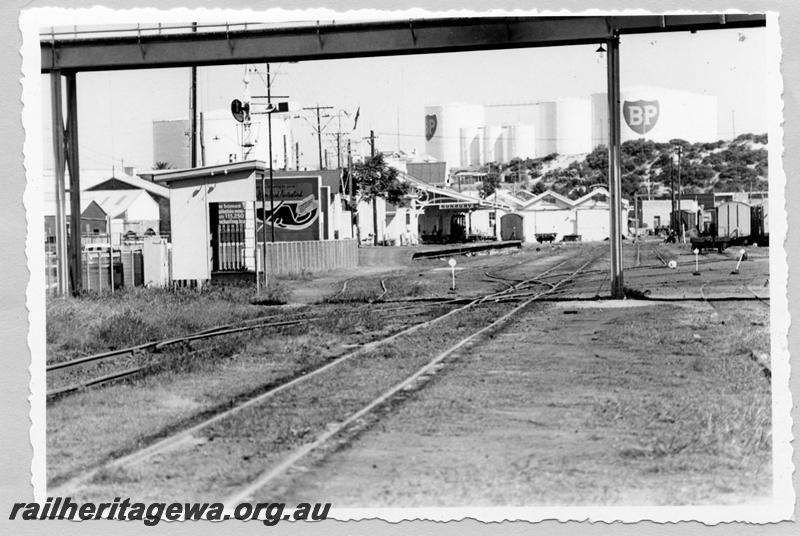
478, 172, 501, 200
153, 161, 173, 170
350, 153, 410, 245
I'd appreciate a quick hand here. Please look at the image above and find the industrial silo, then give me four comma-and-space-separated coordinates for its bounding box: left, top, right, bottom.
590, 93, 609, 149
591, 86, 718, 146
555, 98, 592, 155
460, 127, 484, 167
507, 124, 536, 161
483, 125, 505, 164
425, 104, 485, 175
535, 102, 558, 156
619, 86, 718, 143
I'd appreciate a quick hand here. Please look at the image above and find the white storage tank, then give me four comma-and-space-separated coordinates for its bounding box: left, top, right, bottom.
591, 86, 718, 146
555, 98, 592, 155
507, 123, 537, 161
460, 127, 484, 167
535, 101, 558, 156
483, 126, 506, 163
424, 104, 485, 175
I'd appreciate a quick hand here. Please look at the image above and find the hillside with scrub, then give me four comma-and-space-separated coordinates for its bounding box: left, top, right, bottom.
482, 133, 767, 202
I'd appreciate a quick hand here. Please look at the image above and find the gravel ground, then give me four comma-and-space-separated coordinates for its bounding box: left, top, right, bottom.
271, 299, 771, 506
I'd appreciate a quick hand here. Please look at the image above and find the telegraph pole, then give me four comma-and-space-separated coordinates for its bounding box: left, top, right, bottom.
302, 104, 334, 170
364, 130, 377, 157
369, 130, 379, 245
266, 63, 275, 245
676, 144, 683, 241
282, 135, 287, 170
347, 138, 356, 241
669, 156, 676, 234
190, 22, 198, 168
245, 64, 290, 288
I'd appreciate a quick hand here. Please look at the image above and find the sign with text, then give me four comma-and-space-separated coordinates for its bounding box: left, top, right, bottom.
623, 100, 660, 135
425, 114, 438, 141
217, 202, 246, 222
256, 176, 322, 241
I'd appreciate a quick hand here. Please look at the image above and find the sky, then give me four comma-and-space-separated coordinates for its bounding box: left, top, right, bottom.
39, 22, 768, 179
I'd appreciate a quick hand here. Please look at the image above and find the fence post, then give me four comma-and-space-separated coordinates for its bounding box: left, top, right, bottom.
84, 251, 89, 292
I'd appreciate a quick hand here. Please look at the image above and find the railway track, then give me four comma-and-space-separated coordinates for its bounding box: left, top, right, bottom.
46, 315, 319, 400
225, 250, 604, 505
47, 284, 500, 400
50, 246, 605, 498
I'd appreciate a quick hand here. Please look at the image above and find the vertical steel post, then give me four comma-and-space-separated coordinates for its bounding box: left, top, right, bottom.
50, 72, 69, 297
65, 73, 82, 295
606, 34, 624, 298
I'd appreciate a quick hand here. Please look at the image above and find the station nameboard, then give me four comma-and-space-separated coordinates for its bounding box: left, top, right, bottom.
438, 202, 481, 210
256, 176, 322, 241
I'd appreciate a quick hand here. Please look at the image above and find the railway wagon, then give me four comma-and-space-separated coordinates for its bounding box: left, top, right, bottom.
716, 201, 751, 239
750, 204, 769, 246
705, 201, 769, 246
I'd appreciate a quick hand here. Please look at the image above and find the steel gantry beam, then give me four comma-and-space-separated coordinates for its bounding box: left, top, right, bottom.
41, 15, 765, 73
41, 14, 766, 297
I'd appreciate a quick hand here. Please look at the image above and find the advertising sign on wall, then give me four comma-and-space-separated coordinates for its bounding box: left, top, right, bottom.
256, 175, 322, 241
217, 202, 246, 223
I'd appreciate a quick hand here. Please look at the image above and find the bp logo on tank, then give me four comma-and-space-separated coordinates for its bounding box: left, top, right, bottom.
425, 114, 438, 141
623, 100, 660, 134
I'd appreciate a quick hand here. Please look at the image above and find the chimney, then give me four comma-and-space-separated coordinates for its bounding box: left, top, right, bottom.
123, 166, 136, 176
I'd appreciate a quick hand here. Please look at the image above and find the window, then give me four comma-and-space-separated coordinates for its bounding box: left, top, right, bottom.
654, 216, 661, 228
